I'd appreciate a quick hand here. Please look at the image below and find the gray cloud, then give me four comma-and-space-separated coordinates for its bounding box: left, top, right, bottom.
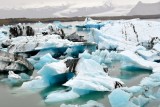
0, 0, 159, 9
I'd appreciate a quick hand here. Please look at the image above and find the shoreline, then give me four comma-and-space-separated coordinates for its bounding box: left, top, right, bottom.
0, 14, 160, 26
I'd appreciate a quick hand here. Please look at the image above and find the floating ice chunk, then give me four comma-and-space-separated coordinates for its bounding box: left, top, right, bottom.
3, 71, 22, 85
124, 102, 139, 107
80, 100, 104, 107
89, 29, 136, 51
65, 48, 73, 57
8, 71, 21, 79
64, 58, 123, 91
21, 76, 49, 90
108, 88, 132, 107
45, 89, 80, 103
79, 50, 92, 59
34, 53, 58, 70
140, 77, 160, 87
149, 73, 160, 82
80, 50, 112, 64
2, 71, 31, 86
92, 50, 112, 64
131, 95, 149, 107
120, 50, 160, 70
38, 60, 67, 84
60, 104, 76, 107
60, 100, 104, 107
122, 86, 143, 94
45, 88, 92, 103
19, 73, 31, 81
152, 67, 160, 73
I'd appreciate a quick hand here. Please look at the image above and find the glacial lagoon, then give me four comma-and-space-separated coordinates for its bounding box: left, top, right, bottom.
0, 19, 160, 107
0, 61, 152, 107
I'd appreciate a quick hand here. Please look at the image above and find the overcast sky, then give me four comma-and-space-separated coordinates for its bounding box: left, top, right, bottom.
0, 0, 160, 9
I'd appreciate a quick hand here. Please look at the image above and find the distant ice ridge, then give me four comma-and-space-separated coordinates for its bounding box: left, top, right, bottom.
89, 19, 160, 50
89, 28, 136, 51
2, 34, 83, 53
100, 19, 160, 43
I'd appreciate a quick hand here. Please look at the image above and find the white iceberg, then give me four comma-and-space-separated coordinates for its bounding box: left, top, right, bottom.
21, 76, 49, 90
131, 95, 149, 107
60, 100, 104, 107
89, 28, 136, 51
79, 50, 112, 64
45, 89, 80, 103
119, 50, 160, 71
101, 19, 160, 44
4, 34, 82, 53
64, 58, 123, 91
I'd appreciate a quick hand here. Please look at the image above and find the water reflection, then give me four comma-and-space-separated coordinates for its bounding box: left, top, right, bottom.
108, 61, 151, 87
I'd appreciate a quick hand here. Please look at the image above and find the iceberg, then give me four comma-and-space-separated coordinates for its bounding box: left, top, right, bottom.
1, 71, 31, 86
8, 71, 21, 79
64, 58, 123, 91
45, 89, 80, 103
79, 50, 112, 64
108, 88, 133, 107
131, 95, 149, 107
88, 29, 135, 51
0, 50, 34, 73
76, 17, 104, 30
100, 19, 160, 45
60, 100, 104, 107
119, 50, 160, 71
44, 57, 123, 102
21, 76, 49, 90
34, 53, 58, 70
38, 60, 68, 85
122, 86, 143, 94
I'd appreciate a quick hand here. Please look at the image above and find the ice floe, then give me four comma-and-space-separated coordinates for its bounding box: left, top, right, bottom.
60, 100, 104, 107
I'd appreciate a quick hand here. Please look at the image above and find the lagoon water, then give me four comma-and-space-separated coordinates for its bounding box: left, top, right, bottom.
0, 61, 152, 107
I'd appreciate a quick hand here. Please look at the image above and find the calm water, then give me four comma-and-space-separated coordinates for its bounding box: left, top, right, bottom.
0, 61, 152, 107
